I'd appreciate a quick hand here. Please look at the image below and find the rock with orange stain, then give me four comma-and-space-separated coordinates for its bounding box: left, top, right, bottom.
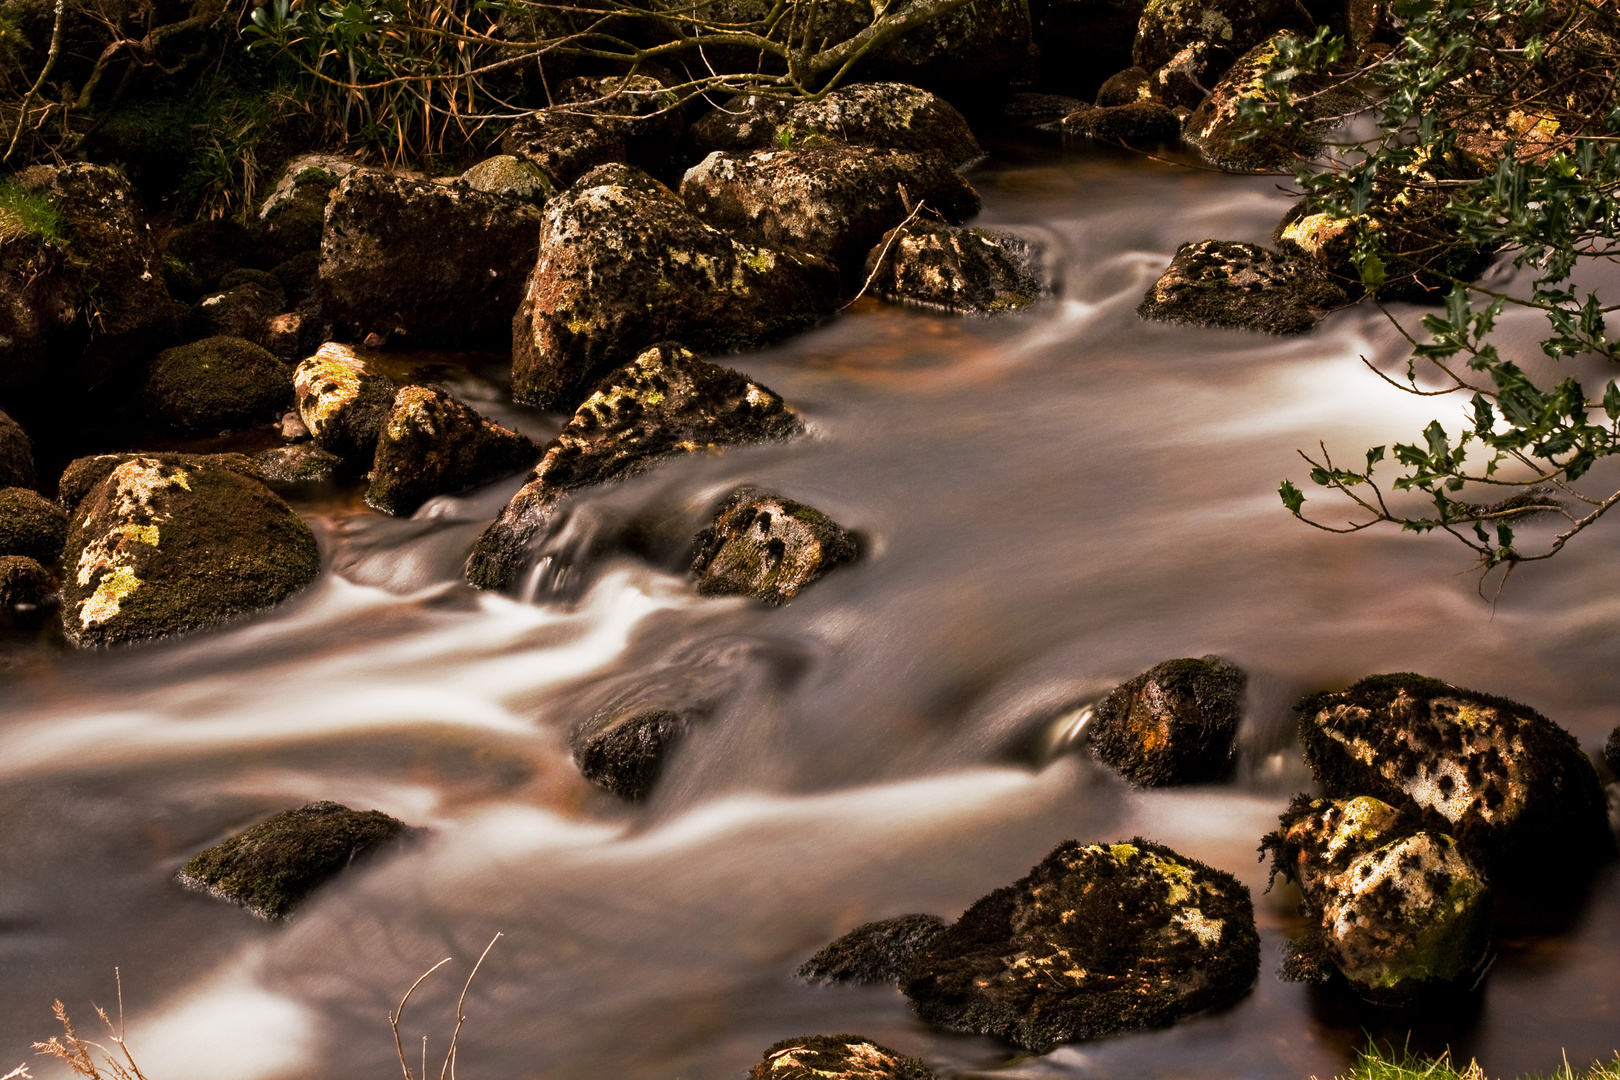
1089, 655, 1245, 786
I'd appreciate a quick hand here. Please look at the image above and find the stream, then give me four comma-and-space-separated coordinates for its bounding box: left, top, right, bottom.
2, 134, 1618, 1080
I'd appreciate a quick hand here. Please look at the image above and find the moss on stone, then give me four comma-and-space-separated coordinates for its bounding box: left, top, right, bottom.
0, 553, 50, 607
253, 443, 341, 484
799, 914, 949, 985
1090, 655, 1246, 786
1062, 102, 1183, 143
773, 83, 983, 167
143, 336, 292, 431
0, 485, 66, 563
293, 343, 398, 463
177, 801, 417, 919
572, 707, 687, 800
689, 487, 859, 604
0, 409, 35, 490
749, 1035, 938, 1080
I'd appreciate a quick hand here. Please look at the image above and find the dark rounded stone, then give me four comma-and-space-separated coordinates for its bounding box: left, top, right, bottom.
253, 443, 341, 485
798, 914, 948, 985
749, 1035, 938, 1080
690, 488, 859, 605
0, 486, 68, 563
1062, 101, 1182, 143
1090, 655, 1246, 786
573, 708, 688, 801
0, 409, 37, 489
0, 554, 51, 607
776, 83, 983, 167
366, 386, 541, 516
1096, 66, 1154, 106
1138, 239, 1348, 334
143, 336, 292, 431
863, 222, 1047, 315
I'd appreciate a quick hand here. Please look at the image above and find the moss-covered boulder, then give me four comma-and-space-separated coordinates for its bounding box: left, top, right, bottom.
500, 109, 631, 190
60, 453, 320, 646
573, 707, 688, 801
798, 914, 949, 985
1061, 102, 1182, 143
459, 154, 552, 204
1261, 795, 1492, 1005
1090, 655, 1246, 786
685, 95, 792, 157
902, 838, 1259, 1050
0, 409, 34, 489
143, 336, 292, 431
1296, 674, 1615, 880
511, 163, 838, 411
1133, 0, 1315, 76
318, 172, 544, 348
366, 386, 541, 516
0, 554, 50, 608
259, 157, 350, 267
1138, 239, 1347, 333
1606, 724, 1619, 778
0, 486, 67, 563
190, 271, 285, 347
467, 343, 801, 591
254, 443, 341, 485
1096, 65, 1155, 106
553, 75, 685, 169
293, 343, 399, 463
177, 801, 416, 919
749, 1035, 938, 1080
680, 148, 982, 275
689, 488, 859, 605
863, 222, 1047, 315
775, 83, 983, 167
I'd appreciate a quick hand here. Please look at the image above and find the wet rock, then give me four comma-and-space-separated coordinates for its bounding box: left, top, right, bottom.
864, 222, 1046, 314
467, 343, 801, 591
0, 487, 68, 563
902, 838, 1259, 1050
1149, 39, 1230, 109
500, 109, 631, 190
573, 707, 688, 800
1096, 65, 1155, 106
681, 148, 982, 274
1133, 0, 1315, 77
293, 343, 399, 462
254, 443, 341, 485
1138, 239, 1347, 334
553, 75, 684, 168
460, 155, 552, 204
0, 554, 50, 607
1296, 673, 1615, 880
142, 336, 292, 431
0, 410, 36, 489
60, 453, 320, 646
798, 914, 949, 984
271, 251, 322, 308
690, 488, 859, 604
1061, 102, 1182, 143
749, 1034, 938, 1080
260, 157, 355, 267
685, 95, 791, 156
366, 386, 541, 516
177, 801, 416, 919
1090, 655, 1246, 786
318, 172, 544, 347
1261, 795, 1492, 1005
511, 163, 838, 410
775, 83, 982, 167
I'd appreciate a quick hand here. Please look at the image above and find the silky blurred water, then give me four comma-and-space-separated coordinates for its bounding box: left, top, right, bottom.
2, 138, 1618, 1080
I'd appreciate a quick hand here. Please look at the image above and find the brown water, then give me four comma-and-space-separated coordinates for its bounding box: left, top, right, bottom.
3, 138, 1618, 1080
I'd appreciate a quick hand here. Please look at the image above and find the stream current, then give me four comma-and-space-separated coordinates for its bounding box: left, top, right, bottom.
2, 137, 1619, 1080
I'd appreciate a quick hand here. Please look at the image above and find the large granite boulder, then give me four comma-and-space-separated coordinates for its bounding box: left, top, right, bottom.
318, 172, 544, 347
1296, 674, 1615, 880
459, 155, 551, 204
142, 336, 292, 431
0, 487, 68, 563
1262, 795, 1492, 1004
60, 453, 320, 646
0, 410, 34, 488
1138, 240, 1347, 333
903, 839, 1258, 1050
511, 163, 838, 411
749, 1035, 938, 1080
293, 343, 399, 463
680, 148, 982, 274
1090, 656, 1246, 786
798, 914, 949, 985
467, 343, 801, 591
572, 707, 689, 801
177, 801, 416, 919
365, 386, 542, 516
1133, 0, 1315, 77
775, 83, 983, 167
689, 488, 859, 604
863, 222, 1046, 315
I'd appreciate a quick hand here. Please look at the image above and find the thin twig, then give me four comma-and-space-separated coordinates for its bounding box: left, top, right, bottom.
440, 932, 502, 1080
6, 0, 66, 163
841, 199, 929, 310
391, 957, 452, 1080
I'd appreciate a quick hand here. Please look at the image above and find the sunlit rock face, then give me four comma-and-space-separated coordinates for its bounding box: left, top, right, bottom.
748, 1034, 939, 1080
690, 488, 859, 605
1138, 239, 1347, 334
293, 343, 397, 464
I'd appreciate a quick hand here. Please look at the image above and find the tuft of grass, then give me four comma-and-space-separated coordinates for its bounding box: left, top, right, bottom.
1323, 1045, 1620, 1080
0, 177, 58, 245
31, 970, 148, 1080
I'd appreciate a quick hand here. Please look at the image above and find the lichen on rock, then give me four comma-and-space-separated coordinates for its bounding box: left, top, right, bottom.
902, 838, 1259, 1051
459, 154, 553, 204
863, 222, 1047, 315
366, 386, 541, 516
689, 487, 859, 604
254, 443, 342, 485
798, 914, 949, 985
1090, 655, 1246, 786
774, 83, 983, 166
1133, 0, 1316, 77
1138, 239, 1348, 333
293, 343, 399, 463
749, 1034, 938, 1080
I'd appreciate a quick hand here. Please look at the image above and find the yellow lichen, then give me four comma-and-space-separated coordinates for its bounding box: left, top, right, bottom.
1173, 907, 1224, 946
79, 565, 141, 627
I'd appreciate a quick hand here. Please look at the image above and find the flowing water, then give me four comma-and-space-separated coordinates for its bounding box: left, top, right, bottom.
3, 136, 1619, 1080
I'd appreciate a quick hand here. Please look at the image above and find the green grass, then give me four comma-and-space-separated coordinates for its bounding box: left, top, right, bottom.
0, 177, 59, 244
1332, 1045, 1620, 1080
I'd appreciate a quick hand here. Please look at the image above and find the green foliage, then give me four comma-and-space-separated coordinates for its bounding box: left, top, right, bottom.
0, 175, 58, 243
1330, 1044, 1620, 1080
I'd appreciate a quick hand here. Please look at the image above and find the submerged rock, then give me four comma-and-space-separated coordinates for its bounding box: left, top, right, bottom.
799, 914, 949, 985
690, 488, 859, 605
1296, 673, 1615, 880
177, 801, 416, 919
573, 707, 689, 801
318, 172, 544, 347
293, 343, 399, 463
60, 453, 320, 646
902, 838, 1259, 1050
467, 343, 801, 591
0, 554, 50, 607
1090, 655, 1246, 786
1133, 0, 1315, 76
254, 443, 341, 485
1262, 795, 1492, 1005
863, 222, 1046, 315
0, 487, 68, 563
1061, 102, 1182, 143
775, 83, 983, 166
749, 1035, 938, 1080
0, 409, 36, 489
366, 386, 541, 516
511, 163, 838, 411
143, 336, 292, 431
1138, 240, 1347, 333
680, 148, 982, 274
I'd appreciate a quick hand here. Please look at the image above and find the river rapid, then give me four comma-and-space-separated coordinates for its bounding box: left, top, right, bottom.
2, 135, 1618, 1080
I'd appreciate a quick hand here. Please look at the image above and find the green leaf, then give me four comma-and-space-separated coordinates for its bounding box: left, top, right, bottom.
1279, 480, 1306, 515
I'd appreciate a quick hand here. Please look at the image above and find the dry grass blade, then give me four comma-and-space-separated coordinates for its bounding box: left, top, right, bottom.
391, 956, 453, 1080
3, 1064, 33, 1080
33, 971, 150, 1080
